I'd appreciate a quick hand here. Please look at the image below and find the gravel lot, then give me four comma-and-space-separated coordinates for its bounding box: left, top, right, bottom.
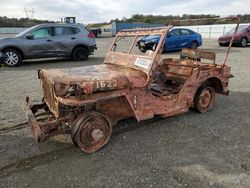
0, 34, 250, 188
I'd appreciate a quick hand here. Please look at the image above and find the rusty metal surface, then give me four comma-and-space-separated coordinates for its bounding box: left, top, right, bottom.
40, 64, 147, 89
221, 16, 240, 66
24, 19, 238, 152
25, 97, 74, 142
39, 64, 147, 117
71, 112, 112, 153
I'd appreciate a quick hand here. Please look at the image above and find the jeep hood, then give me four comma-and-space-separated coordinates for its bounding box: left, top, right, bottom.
39, 64, 147, 95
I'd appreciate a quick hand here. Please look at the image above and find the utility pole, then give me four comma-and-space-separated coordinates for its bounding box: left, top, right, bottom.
24, 8, 35, 19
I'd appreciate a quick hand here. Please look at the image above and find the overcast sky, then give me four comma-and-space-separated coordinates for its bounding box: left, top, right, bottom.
0, 0, 249, 24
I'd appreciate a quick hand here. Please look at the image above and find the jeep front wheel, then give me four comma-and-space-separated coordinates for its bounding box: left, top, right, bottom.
194, 86, 215, 113
71, 112, 112, 153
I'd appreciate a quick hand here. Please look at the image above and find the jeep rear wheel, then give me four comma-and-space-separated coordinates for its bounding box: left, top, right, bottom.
71, 112, 112, 153
3, 49, 22, 67
72, 47, 89, 61
194, 86, 215, 113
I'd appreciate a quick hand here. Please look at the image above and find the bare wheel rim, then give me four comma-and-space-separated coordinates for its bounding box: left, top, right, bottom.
4, 52, 19, 65
241, 38, 247, 47
76, 114, 112, 153
198, 87, 215, 112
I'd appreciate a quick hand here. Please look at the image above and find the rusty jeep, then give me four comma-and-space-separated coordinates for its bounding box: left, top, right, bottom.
25, 17, 239, 153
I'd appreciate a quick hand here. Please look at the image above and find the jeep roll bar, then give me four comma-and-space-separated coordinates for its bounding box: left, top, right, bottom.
167, 16, 240, 66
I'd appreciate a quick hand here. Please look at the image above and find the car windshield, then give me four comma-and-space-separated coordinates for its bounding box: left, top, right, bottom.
226, 25, 248, 34
15, 25, 37, 37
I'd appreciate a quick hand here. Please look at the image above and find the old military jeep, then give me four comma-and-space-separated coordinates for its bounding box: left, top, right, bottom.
25, 20, 238, 153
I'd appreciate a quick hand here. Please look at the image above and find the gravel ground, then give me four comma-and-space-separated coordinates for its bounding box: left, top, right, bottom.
0, 34, 250, 188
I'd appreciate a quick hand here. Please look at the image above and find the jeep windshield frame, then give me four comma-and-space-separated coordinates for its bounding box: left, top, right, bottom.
104, 26, 172, 83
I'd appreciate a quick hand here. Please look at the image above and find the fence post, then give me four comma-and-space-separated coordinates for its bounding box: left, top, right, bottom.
223, 26, 225, 34
209, 26, 212, 39
111, 21, 117, 36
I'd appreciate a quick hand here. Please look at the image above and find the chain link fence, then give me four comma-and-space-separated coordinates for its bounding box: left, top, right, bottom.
0, 23, 249, 38
176, 23, 250, 38
0, 27, 27, 34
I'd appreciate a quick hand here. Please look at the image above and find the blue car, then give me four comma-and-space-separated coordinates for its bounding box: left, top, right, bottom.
137, 28, 202, 52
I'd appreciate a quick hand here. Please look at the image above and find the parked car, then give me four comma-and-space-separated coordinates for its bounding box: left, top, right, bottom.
137, 28, 202, 52
91, 28, 102, 37
218, 24, 250, 47
0, 23, 97, 67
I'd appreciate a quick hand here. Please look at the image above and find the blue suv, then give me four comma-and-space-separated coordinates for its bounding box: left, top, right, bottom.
137, 28, 202, 52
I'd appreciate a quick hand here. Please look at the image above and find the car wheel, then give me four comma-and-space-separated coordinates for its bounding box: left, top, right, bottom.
2, 49, 22, 67
240, 38, 248, 47
190, 41, 198, 49
194, 86, 215, 113
72, 47, 89, 61
71, 112, 112, 153
139, 46, 146, 53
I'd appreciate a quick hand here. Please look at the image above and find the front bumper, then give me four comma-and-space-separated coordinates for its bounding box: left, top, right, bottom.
25, 97, 48, 142
138, 41, 155, 51
89, 45, 97, 53
218, 38, 241, 45
24, 97, 72, 143
0, 51, 3, 62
